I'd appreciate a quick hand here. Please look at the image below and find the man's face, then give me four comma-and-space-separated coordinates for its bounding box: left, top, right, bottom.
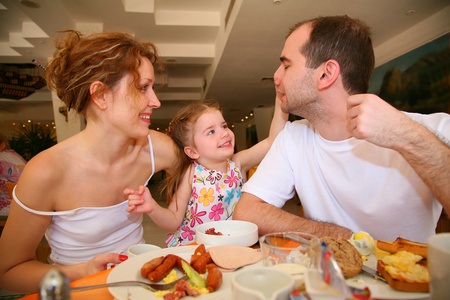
273, 25, 318, 117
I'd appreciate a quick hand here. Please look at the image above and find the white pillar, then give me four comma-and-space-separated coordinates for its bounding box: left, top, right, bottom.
233, 122, 247, 152
51, 91, 85, 143
253, 106, 274, 142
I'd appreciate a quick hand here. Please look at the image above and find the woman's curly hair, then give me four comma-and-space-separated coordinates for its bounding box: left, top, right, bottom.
45, 30, 164, 116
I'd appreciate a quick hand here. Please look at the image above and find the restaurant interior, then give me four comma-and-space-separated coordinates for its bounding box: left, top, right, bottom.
0, 0, 449, 298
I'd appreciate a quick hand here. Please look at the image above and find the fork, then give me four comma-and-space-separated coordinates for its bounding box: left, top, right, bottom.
70, 274, 189, 292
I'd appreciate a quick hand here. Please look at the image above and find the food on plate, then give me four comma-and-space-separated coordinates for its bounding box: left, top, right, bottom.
163, 280, 201, 299
192, 252, 212, 274
140, 244, 224, 298
321, 237, 363, 278
377, 251, 429, 292
205, 264, 223, 292
190, 244, 213, 274
377, 238, 428, 259
349, 231, 375, 256
207, 244, 263, 271
205, 228, 223, 235
141, 256, 165, 278
181, 260, 207, 289
148, 254, 178, 282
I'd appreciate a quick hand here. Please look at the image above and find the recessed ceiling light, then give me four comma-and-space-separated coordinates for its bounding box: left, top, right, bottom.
20, 0, 40, 8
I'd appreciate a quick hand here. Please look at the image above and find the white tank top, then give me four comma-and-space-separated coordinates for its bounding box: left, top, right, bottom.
12, 135, 156, 265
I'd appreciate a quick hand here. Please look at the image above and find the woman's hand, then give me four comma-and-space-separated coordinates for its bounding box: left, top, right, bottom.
84, 253, 128, 275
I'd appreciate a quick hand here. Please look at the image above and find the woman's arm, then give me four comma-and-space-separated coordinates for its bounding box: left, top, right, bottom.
232, 94, 288, 174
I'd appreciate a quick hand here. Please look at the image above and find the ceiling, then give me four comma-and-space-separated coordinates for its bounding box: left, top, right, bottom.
0, 0, 449, 132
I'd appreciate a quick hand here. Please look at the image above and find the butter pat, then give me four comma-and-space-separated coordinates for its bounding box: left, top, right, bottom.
349, 231, 375, 256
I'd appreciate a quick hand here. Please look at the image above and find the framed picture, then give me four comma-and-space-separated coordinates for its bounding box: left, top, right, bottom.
369, 33, 450, 114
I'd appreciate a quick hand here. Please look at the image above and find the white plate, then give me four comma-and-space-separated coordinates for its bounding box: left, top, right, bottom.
345, 254, 429, 299
107, 246, 252, 300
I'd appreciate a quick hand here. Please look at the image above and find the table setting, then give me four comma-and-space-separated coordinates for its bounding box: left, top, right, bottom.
20, 220, 446, 300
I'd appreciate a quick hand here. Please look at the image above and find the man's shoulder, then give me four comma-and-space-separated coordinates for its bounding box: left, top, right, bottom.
404, 111, 450, 130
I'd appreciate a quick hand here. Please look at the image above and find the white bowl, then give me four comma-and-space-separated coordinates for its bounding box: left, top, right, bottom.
231, 267, 295, 300
127, 244, 161, 257
195, 220, 258, 247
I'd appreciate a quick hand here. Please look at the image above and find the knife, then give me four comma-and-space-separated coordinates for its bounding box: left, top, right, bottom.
361, 265, 388, 283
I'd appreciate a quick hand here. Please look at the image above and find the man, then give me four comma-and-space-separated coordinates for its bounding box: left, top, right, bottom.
233, 15, 450, 243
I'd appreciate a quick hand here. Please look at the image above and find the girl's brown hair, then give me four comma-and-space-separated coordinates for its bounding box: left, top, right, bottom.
45, 30, 164, 116
163, 100, 221, 205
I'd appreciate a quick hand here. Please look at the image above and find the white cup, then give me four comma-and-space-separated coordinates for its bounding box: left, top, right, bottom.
127, 244, 161, 257
231, 267, 294, 300
428, 233, 450, 300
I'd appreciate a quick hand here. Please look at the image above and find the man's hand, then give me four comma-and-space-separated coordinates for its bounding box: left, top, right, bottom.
347, 94, 415, 150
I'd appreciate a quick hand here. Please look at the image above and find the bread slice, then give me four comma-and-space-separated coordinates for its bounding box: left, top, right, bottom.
321, 237, 363, 278
377, 238, 427, 258
377, 260, 429, 292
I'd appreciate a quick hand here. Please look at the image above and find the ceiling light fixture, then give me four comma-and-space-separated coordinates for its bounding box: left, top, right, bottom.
20, 0, 40, 8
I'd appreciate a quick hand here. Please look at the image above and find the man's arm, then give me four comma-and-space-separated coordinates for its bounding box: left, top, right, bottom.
347, 94, 450, 212
233, 192, 353, 239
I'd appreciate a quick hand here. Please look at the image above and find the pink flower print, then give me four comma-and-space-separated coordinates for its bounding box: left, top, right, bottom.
209, 203, 224, 221
192, 186, 198, 200
215, 183, 221, 193
224, 169, 238, 188
199, 187, 214, 207
181, 225, 195, 241
190, 203, 206, 227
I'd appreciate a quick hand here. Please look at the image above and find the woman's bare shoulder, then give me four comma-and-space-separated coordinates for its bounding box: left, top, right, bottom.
148, 130, 177, 171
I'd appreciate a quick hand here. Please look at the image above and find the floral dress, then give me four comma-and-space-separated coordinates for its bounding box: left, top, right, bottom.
166, 160, 243, 247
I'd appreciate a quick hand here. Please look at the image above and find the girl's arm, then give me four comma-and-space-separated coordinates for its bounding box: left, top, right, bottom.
232, 93, 288, 174
126, 165, 194, 231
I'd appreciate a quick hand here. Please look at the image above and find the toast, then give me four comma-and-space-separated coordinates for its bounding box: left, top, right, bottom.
377, 238, 427, 259
377, 260, 429, 292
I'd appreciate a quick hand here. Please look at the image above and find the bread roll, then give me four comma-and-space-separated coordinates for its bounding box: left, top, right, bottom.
321, 237, 363, 278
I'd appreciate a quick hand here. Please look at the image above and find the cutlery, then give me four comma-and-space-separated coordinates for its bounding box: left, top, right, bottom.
361, 265, 387, 283
70, 274, 189, 292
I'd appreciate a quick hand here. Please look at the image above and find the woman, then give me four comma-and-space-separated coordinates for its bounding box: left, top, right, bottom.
0, 31, 177, 293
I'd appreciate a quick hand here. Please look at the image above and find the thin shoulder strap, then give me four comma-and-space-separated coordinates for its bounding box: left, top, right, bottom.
143, 133, 155, 186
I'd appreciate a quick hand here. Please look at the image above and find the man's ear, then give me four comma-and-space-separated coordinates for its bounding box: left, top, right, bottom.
184, 146, 199, 160
89, 81, 108, 110
317, 59, 340, 90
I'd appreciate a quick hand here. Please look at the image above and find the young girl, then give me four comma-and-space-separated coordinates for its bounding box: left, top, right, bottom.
125, 98, 287, 246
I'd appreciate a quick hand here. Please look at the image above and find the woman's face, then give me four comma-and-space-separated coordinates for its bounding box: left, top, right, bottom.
108, 57, 161, 138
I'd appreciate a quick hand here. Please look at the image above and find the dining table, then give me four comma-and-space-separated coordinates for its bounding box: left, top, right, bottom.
17, 241, 430, 300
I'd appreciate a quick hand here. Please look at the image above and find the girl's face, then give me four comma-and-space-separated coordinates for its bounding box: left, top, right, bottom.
186, 109, 235, 166
108, 57, 161, 138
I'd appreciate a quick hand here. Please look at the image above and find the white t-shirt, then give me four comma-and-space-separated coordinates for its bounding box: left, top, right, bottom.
242, 112, 449, 243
